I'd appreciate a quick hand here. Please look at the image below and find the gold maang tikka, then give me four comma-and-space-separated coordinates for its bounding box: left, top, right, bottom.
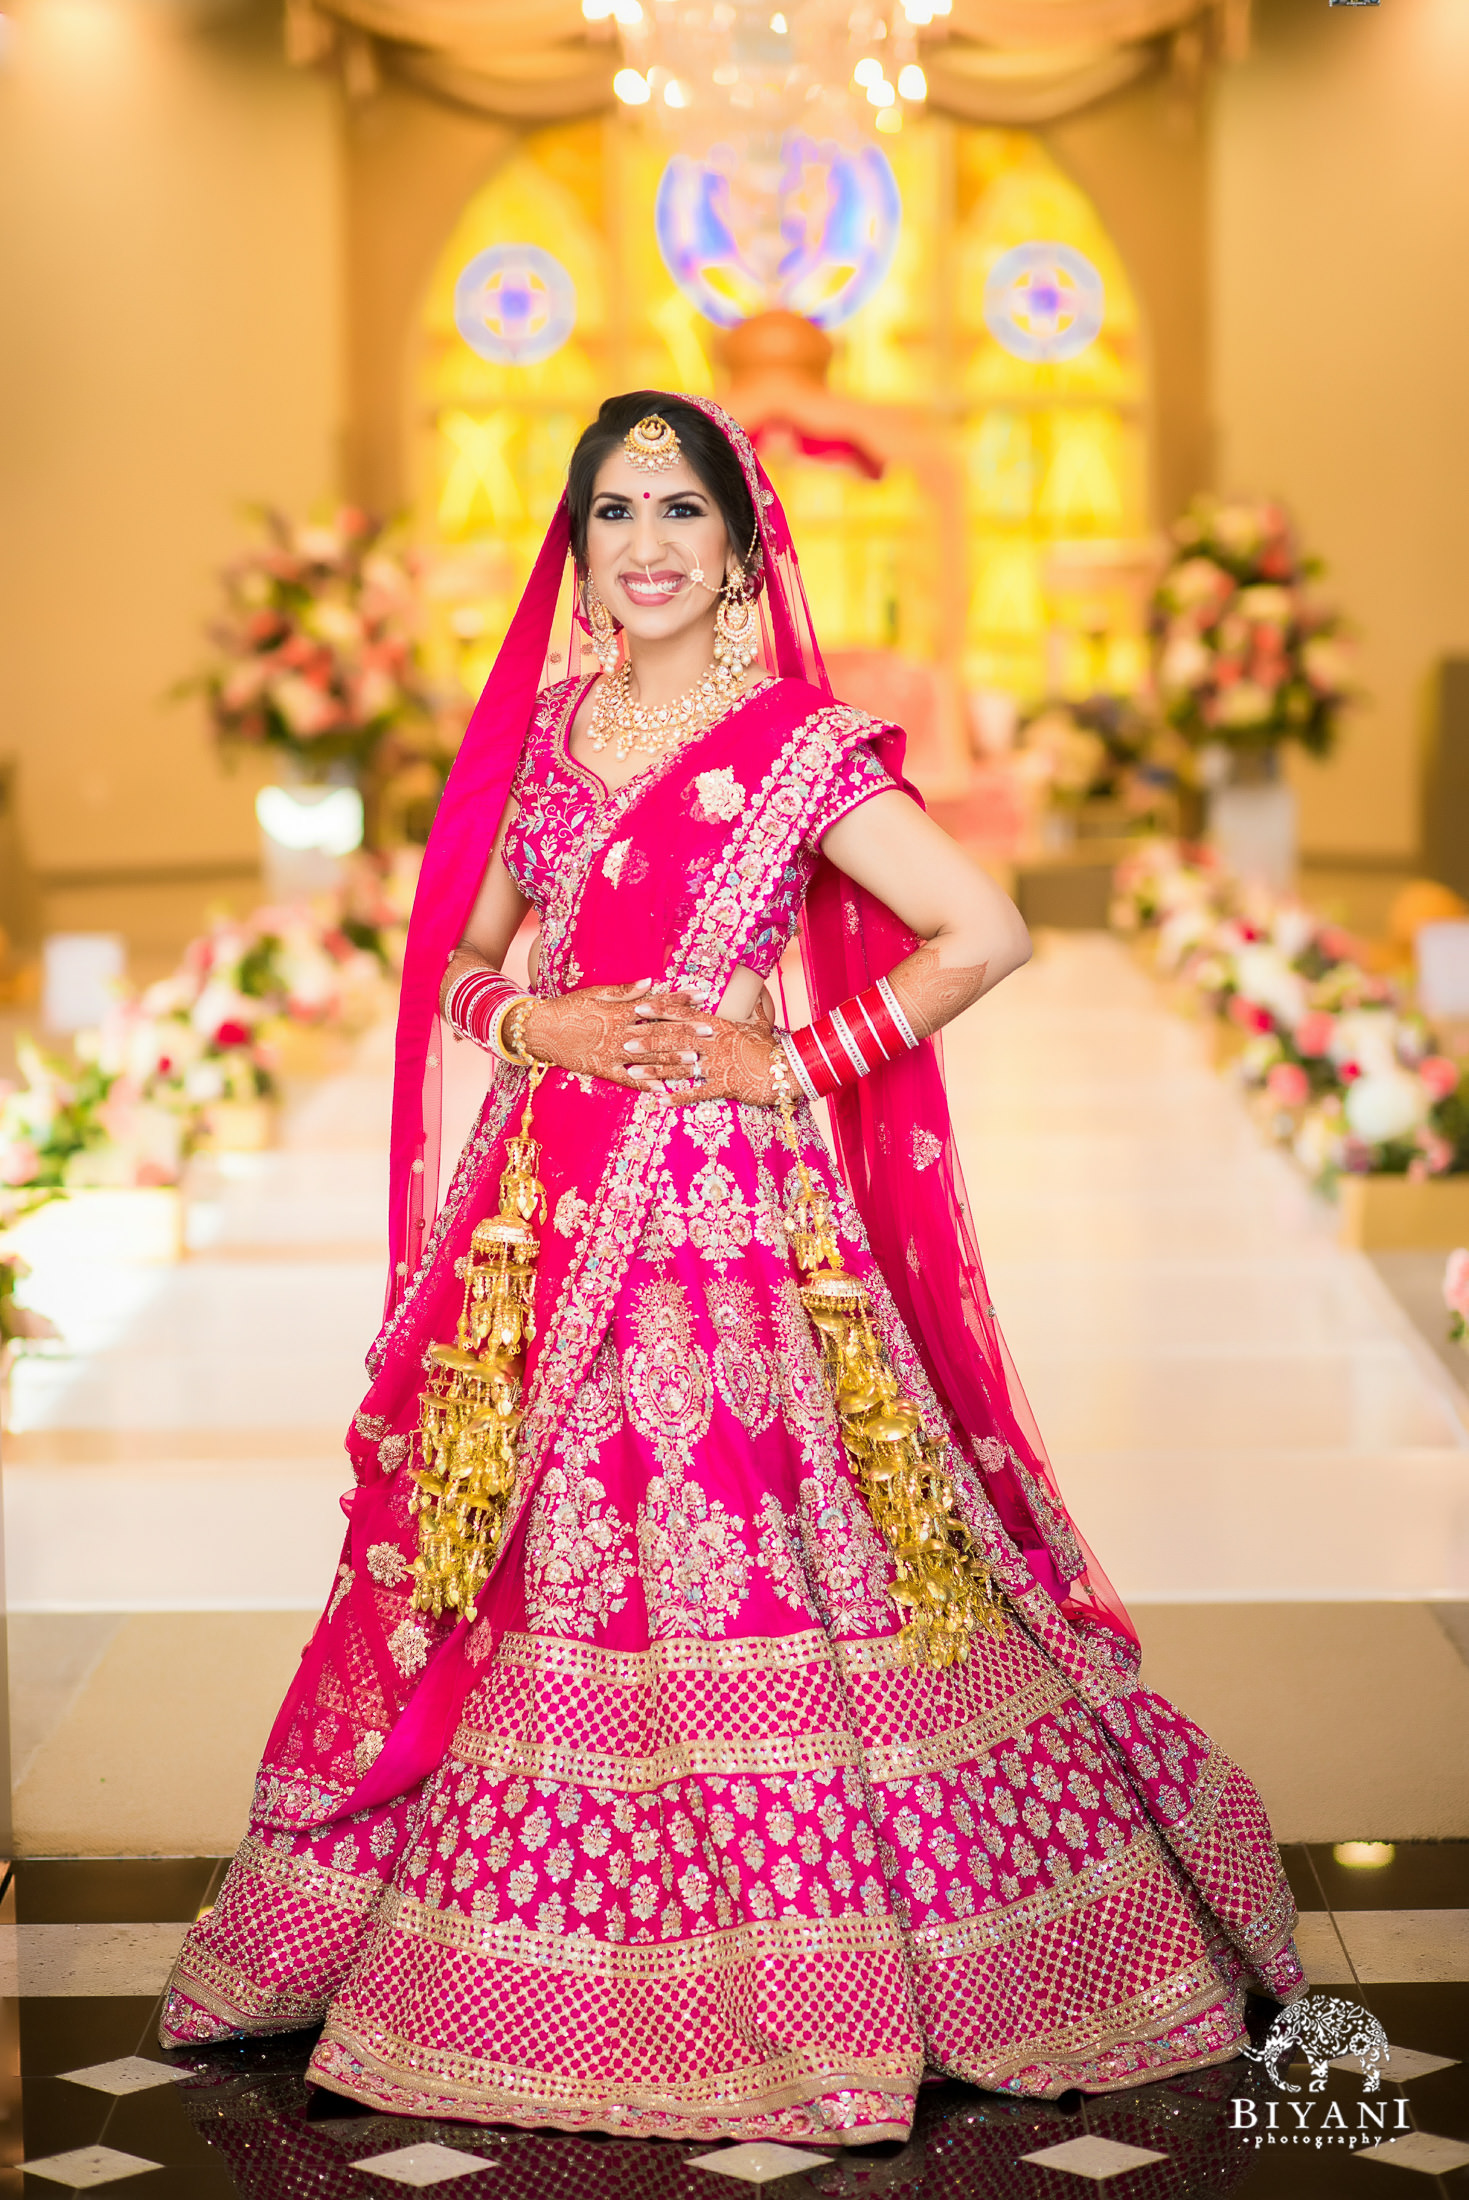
624, 414, 682, 471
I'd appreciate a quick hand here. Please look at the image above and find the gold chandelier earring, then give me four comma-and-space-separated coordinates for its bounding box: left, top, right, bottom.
713, 565, 760, 691
582, 581, 621, 676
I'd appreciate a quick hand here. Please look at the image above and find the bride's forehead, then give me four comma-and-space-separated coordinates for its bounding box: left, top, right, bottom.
589, 449, 710, 501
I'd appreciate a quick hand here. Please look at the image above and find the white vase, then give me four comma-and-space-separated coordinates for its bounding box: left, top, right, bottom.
1208, 755, 1297, 891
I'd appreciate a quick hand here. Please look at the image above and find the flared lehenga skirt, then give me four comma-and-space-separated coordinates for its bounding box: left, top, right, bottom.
161, 1091, 1302, 2145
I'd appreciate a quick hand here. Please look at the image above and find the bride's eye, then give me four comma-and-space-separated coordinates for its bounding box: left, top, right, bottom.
594, 500, 633, 523
666, 499, 705, 520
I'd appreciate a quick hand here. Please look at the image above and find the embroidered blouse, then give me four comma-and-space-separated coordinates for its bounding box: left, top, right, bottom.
503, 676, 895, 982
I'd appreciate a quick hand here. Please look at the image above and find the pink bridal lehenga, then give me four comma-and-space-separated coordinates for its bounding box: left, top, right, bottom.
162, 398, 1303, 2145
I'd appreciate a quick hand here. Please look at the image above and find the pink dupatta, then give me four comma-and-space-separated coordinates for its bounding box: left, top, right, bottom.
384, 395, 1135, 1654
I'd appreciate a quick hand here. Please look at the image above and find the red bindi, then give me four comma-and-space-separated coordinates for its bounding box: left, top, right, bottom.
642, 491, 651, 499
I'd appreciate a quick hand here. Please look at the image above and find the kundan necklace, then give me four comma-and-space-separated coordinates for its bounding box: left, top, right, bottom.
584, 658, 745, 761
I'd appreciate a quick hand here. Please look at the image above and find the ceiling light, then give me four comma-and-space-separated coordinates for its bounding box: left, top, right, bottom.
875, 107, 901, 132
581, 0, 615, 16
613, 66, 651, 101
866, 76, 895, 105
663, 77, 688, 105
897, 62, 926, 98
611, 0, 643, 21
853, 55, 882, 85
769, 9, 787, 26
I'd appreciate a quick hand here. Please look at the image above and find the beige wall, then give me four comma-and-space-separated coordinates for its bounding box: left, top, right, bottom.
0, 0, 341, 876
1211, 0, 1469, 859
1046, 69, 1211, 536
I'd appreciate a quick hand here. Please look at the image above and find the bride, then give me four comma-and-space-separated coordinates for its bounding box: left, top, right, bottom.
162, 393, 1303, 2143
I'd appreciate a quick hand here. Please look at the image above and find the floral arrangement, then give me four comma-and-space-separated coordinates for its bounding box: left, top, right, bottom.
1114, 840, 1469, 1188
0, 857, 418, 1203
1446, 1250, 1469, 1348
193, 506, 435, 783
83, 893, 398, 1161
0, 1250, 59, 1354
1016, 695, 1184, 826
0, 1042, 121, 1200
1151, 498, 1354, 758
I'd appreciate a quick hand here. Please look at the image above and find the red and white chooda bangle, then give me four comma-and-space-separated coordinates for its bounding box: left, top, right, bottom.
445, 968, 534, 1062
778, 974, 919, 1102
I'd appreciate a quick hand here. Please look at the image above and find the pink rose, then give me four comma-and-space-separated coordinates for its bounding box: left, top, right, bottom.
0, 1140, 41, 1186
1419, 1056, 1461, 1102
1295, 1011, 1336, 1058
1410, 1132, 1454, 1181
1266, 1062, 1310, 1108
1227, 996, 1274, 1034
1443, 1248, 1469, 1321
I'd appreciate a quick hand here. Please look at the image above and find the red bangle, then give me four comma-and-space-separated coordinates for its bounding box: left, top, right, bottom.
447, 969, 519, 1050
785, 976, 920, 1099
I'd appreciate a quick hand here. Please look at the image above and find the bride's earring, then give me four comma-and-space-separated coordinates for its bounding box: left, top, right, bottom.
582, 582, 620, 676
713, 565, 759, 686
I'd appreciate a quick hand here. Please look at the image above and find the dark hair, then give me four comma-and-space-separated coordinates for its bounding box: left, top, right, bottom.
567, 393, 758, 575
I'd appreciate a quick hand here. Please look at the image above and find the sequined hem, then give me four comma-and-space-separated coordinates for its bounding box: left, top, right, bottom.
306, 2037, 914, 2145
948, 2000, 1252, 2101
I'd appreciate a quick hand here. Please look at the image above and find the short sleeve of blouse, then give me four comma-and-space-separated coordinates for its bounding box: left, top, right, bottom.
805, 720, 897, 849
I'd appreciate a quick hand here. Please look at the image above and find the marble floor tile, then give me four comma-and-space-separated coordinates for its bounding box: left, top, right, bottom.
1, 1921, 185, 1997
18, 2145, 163, 2188
1018, 2134, 1169, 2179
691, 2142, 833, 2181
1335, 1909, 1469, 1983
351, 2141, 499, 2185
1331, 2044, 1460, 2081
59, 2055, 183, 2094
1358, 2129, 1469, 2172
1293, 1913, 1355, 1984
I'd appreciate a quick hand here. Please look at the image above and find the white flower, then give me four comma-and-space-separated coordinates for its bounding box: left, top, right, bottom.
1232, 945, 1308, 1030
1236, 584, 1293, 625
1215, 680, 1275, 728
1302, 636, 1351, 694
295, 523, 344, 563
1294, 1103, 1345, 1181
1159, 634, 1212, 693
1345, 1070, 1428, 1146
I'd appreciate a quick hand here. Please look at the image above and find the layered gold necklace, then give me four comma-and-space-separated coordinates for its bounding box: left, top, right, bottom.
583, 658, 746, 761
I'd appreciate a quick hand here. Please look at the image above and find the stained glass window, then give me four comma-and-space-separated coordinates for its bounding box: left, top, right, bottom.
415, 116, 1147, 716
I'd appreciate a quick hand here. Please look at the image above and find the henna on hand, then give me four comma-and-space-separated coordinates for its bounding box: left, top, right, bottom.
523, 981, 677, 1089
883, 942, 989, 1043
656, 993, 781, 1108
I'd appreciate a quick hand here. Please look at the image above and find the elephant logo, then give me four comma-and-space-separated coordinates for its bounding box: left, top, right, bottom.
1241, 1995, 1390, 2094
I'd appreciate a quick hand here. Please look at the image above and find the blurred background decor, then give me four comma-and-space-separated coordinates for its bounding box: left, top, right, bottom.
188, 505, 446, 896
1150, 496, 1356, 891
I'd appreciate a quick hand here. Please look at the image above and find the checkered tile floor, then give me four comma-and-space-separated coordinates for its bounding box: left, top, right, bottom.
4, 1850, 1467, 2195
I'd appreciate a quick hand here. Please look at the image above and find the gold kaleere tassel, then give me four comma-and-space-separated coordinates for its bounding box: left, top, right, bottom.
411, 1065, 548, 1626
776, 1099, 1005, 1668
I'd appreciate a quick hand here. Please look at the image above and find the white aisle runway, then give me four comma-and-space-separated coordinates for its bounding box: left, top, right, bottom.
6, 934, 1468, 1613
947, 933, 1469, 1603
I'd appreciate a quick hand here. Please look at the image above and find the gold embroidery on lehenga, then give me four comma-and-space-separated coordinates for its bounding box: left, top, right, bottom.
706, 1279, 777, 1434
367, 1543, 410, 1587
622, 1278, 713, 1466
524, 1460, 636, 1641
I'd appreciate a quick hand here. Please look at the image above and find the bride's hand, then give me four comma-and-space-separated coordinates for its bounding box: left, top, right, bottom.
524, 981, 701, 1090
637, 992, 782, 1107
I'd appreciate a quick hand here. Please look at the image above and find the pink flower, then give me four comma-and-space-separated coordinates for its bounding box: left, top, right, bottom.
1228, 996, 1273, 1034
1444, 1248, 1469, 1319
213, 1019, 252, 1050
1419, 1056, 1461, 1102
1295, 1011, 1336, 1058
0, 1140, 41, 1186
1266, 1062, 1310, 1108
1410, 1131, 1454, 1180
1339, 1059, 1362, 1083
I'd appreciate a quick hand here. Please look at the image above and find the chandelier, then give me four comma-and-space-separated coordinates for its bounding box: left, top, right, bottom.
583, 0, 948, 146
